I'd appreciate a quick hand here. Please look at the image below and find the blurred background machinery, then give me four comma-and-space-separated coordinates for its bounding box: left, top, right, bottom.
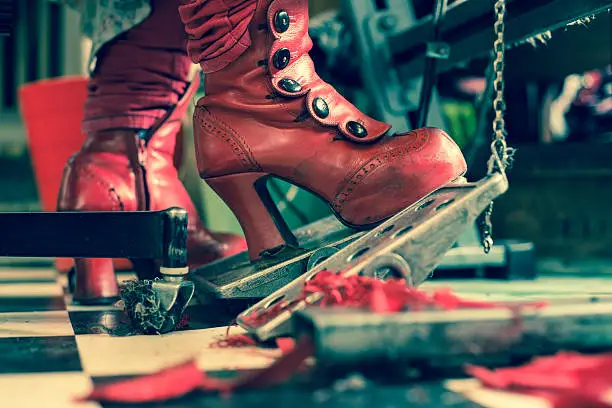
0, 0, 611, 276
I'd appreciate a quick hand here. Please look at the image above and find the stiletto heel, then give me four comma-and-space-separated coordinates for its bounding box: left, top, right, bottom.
206, 173, 298, 260
72, 258, 120, 304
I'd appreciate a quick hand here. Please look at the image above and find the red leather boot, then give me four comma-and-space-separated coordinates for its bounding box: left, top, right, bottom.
186, 0, 468, 261
58, 79, 247, 304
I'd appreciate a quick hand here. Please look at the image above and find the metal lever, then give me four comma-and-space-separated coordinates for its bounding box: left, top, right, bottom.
237, 174, 509, 341
126, 207, 195, 334
151, 207, 194, 333
416, 0, 449, 128
190, 215, 361, 301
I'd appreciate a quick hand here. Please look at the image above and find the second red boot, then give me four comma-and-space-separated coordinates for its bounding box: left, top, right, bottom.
58, 79, 247, 304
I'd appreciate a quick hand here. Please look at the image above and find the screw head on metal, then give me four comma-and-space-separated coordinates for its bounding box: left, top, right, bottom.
378, 15, 398, 31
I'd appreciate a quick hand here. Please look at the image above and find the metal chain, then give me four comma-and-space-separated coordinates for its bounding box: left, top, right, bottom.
479, 0, 515, 253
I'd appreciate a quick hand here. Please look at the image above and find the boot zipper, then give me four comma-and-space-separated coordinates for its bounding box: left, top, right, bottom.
138, 138, 148, 167
136, 137, 151, 210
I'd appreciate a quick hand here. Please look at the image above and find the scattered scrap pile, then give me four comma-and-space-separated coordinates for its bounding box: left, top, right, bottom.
78, 272, 612, 407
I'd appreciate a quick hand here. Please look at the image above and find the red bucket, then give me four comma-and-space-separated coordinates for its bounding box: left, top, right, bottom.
19, 77, 132, 273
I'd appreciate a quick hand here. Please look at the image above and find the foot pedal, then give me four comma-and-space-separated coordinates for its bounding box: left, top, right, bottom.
190, 215, 363, 302
237, 174, 509, 340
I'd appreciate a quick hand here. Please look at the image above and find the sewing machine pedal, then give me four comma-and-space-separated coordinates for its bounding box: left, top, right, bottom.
236, 173, 509, 340
190, 215, 363, 303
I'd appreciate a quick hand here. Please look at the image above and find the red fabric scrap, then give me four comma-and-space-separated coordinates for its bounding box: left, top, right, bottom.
210, 326, 294, 352
211, 334, 257, 348
176, 313, 190, 330
467, 352, 612, 408
201, 336, 314, 393
276, 337, 296, 354
77, 360, 204, 403
241, 299, 295, 327
242, 271, 547, 326
80, 337, 315, 403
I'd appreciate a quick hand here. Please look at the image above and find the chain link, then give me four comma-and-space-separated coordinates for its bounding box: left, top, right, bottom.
479, 0, 515, 253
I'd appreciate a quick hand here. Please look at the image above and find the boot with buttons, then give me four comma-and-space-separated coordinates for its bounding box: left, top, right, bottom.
183, 0, 467, 261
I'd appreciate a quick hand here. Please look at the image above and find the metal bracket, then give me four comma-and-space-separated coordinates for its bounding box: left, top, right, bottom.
237, 173, 509, 341
425, 41, 450, 59
153, 208, 194, 332
190, 215, 361, 302
151, 277, 195, 334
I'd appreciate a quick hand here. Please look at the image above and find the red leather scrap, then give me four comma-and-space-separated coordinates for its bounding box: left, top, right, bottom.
77, 360, 204, 403
276, 337, 296, 354
211, 334, 257, 348
78, 337, 314, 403
467, 352, 612, 408
243, 271, 546, 324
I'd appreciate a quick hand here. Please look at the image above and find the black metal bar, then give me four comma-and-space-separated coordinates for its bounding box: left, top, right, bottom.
1, 1, 15, 108
0, 0, 15, 37
465, 54, 496, 167
416, 0, 448, 128
48, 1, 62, 77
25, 0, 37, 81
390, 0, 612, 78
0, 210, 185, 259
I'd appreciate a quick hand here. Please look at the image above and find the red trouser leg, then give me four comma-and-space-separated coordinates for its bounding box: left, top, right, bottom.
65, 0, 250, 304
178, 0, 258, 74
83, 0, 192, 132
85, 0, 261, 128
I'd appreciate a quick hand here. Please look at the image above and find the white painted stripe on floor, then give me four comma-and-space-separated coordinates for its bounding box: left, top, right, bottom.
0, 267, 57, 281
0, 372, 100, 408
0, 283, 63, 297
0, 311, 74, 338
76, 326, 280, 377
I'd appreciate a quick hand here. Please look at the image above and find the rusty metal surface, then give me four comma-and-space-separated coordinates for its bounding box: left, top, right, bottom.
292, 295, 612, 369
237, 174, 509, 340
190, 216, 361, 302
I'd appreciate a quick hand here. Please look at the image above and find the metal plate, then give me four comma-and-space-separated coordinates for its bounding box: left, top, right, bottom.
238, 174, 509, 340
0, 208, 189, 273
190, 215, 362, 302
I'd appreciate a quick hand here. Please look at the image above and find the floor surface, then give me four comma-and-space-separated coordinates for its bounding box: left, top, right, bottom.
1, 265, 610, 408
